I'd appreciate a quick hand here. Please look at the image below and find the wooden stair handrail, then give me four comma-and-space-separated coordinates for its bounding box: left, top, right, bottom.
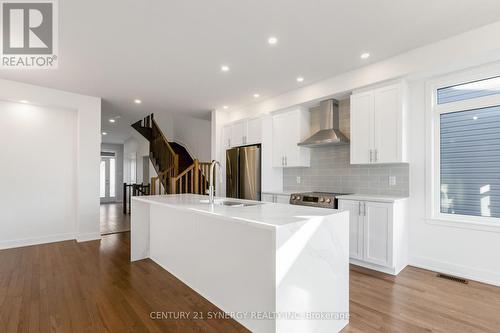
169, 159, 212, 195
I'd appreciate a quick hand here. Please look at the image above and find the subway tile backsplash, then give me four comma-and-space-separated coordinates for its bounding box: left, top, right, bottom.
283, 145, 409, 195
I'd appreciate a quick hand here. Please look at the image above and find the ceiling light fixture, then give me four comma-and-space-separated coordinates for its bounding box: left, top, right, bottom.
296, 77, 304, 83
102, 131, 108, 135
134, 99, 142, 104
360, 52, 370, 59
223, 105, 229, 110
473, 116, 479, 120
253, 93, 260, 98
268, 36, 278, 45
221, 65, 230, 72
109, 119, 116, 123
19, 100, 29, 104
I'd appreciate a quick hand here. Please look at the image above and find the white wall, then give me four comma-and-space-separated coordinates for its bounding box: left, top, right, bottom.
172, 114, 211, 161
408, 79, 500, 286
0, 102, 77, 246
212, 20, 500, 285
0, 79, 101, 248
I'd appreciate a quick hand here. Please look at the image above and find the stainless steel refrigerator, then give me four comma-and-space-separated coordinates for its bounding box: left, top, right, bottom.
226, 145, 261, 201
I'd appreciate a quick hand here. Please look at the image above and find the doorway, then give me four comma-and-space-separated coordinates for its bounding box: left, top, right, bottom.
100, 153, 117, 203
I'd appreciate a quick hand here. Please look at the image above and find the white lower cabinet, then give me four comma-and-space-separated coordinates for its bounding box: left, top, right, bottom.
262, 193, 290, 204
339, 198, 408, 275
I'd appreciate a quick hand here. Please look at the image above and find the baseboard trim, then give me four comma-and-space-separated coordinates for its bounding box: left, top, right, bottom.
409, 256, 500, 287
350, 258, 398, 275
76, 232, 101, 242
0, 233, 75, 250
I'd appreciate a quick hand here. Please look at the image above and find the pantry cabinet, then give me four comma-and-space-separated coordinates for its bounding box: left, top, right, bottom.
272, 107, 310, 168
338, 196, 408, 275
350, 82, 407, 164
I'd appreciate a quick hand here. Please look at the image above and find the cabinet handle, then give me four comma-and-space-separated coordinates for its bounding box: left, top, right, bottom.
369, 150, 373, 163
363, 202, 367, 216
281, 156, 284, 166
358, 202, 362, 216
375, 149, 378, 163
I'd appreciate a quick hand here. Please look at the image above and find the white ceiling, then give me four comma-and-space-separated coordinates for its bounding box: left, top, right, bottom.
2, 0, 500, 136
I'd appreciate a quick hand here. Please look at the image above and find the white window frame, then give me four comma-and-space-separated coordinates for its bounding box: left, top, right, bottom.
426, 62, 500, 232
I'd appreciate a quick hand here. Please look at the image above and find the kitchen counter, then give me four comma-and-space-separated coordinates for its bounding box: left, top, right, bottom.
131, 194, 349, 333
337, 193, 408, 203
133, 194, 342, 228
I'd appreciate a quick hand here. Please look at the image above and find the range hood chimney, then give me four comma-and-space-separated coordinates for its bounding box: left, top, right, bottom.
298, 99, 349, 147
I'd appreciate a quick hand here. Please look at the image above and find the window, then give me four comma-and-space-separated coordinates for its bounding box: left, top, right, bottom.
440, 106, 500, 218
430, 67, 500, 226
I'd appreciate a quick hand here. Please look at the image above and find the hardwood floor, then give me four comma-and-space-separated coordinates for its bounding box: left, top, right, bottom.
100, 203, 130, 235
1, 233, 499, 333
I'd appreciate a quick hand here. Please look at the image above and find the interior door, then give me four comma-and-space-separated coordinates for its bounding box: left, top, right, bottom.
339, 200, 363, 260
374, 85, 401, 163
350, 92, 374, 164
363, 201, 392, 267
100, 156, 116, 203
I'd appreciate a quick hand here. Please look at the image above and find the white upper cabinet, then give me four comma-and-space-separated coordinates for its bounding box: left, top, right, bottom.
350, 91, 374, 164
272, 108, 310, 168
246, 118, 262, 144
230, 121, 246, 146
350, 82, 407, 164
222, 125, 232, 149
224, 118, 263, 148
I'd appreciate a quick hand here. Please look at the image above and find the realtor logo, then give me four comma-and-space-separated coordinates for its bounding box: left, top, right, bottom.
0, 0, 58, 68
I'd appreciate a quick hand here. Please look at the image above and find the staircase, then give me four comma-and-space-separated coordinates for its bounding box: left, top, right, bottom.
132, 114, 212, 195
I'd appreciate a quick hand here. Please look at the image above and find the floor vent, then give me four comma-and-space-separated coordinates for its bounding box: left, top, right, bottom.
437, 273, 469, 284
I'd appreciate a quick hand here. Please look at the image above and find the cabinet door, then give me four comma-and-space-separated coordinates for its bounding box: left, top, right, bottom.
339, 200, 363, 260
350, 92, 374, 164
363, 201, 393, 267
374, 85, 401, 163
272, 113, 287, 167
246, 118, 262, 144
261, 194, 275, 203
275, 194, 290, 204
222, 126, 232, 149
231, 122, 246, 146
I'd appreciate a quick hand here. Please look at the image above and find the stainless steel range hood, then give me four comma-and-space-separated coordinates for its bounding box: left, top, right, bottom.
298, 99, 349, 147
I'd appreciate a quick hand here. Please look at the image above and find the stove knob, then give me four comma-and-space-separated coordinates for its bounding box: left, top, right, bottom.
319, 197, 325, 202
326, 198, 332, 204
291, 196, 296, 200
296, 196, 301, 200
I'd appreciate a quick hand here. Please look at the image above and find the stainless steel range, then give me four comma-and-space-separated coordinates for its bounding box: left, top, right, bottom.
289, 192, 349, 209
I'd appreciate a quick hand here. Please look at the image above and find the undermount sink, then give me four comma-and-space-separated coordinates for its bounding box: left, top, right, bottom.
199, 199, 262, 207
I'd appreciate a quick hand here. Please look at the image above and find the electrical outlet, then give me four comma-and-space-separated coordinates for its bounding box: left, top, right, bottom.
389, 176, 397, 186
296, 176, 301, 184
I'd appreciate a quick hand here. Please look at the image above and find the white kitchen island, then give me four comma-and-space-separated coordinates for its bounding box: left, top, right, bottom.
131, 194, 349, 333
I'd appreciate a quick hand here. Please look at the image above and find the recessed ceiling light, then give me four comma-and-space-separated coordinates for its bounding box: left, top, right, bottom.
473, 116, 479, 120
360, 52, 370, 59
253, 93, 260, 98
102, 131, 108, 135
19, 100, 29, 104
268, 36, 278, 45
134, 99, 142, 104
296, 77, 304, 83
221, 65, 230, 72
109, 118, 116, 123
223, 105, 229, 110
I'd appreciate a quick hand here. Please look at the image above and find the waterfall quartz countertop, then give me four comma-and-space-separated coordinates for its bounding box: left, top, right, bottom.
131, 194, 349, 333
132, 194, 344, 228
